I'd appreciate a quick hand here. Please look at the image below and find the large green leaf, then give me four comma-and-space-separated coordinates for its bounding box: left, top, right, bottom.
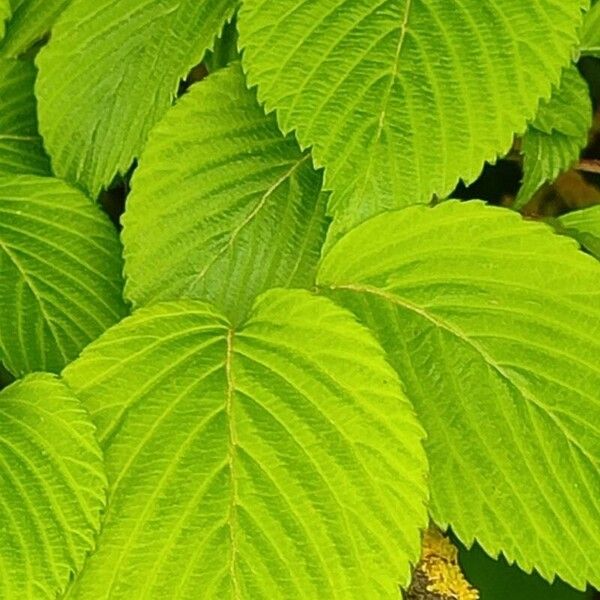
62, 290, 428, 598
123, 65, 328, 324
36, 0, 237, 197
0, 0, 70, 57
0, 373, 106, 599
0, 58, 50, 176
580, 2, 600, 57
239, 0, 586, 236
558, 204, 600, 259
515, 66, 592, 209
317, 200, 600, 590
0, 175, 127, 376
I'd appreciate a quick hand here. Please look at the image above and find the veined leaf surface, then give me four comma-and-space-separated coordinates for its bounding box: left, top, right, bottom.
36, 0, 237, 197
62, 290, 428, 599
0, 373, 106, 599
515, 66, 592, 209
0, 175, 127, 376
239, 0, 586, 236
318, 200, 600, 590
581, 2, 600, 57
0, 58, 50, 176
0, 0, 70, 57
123, 65, 328, 324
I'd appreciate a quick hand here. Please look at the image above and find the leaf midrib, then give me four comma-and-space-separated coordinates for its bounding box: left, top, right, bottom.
0, 238, 69, 363
225, 327, 241, 600
323, 282, 597, 467
184, 153, 312, 297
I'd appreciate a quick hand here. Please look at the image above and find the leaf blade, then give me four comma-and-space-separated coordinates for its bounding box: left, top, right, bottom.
62, 291, 428, 598
0, 373, 106, 599
0, 0, 69, 57
35, 0, 237, 197
0, 175, 127, 376
0, 58, 50, 176
239, 0, 586, 236
515, 66, 592, 209
122, 64, 329, 324
558, 204, 600, 259
318, 200, 600, 589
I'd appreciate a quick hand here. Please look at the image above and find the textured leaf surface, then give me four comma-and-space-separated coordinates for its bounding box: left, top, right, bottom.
0, 58, 50, 176
0, 175, 127, 376
558, 204, 600, 259
239, 0, 586, 235
36, 0, 237, 197
62, 291, 428, 599
123, 65, 328, 324
515, 66, 592, 209
0, 0, 70, 57
318, 200, 600, 589
581, 2, 600, 57
0, 373, 106, 599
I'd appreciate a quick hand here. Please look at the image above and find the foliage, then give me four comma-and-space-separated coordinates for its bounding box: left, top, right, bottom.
0, 1, 598, 598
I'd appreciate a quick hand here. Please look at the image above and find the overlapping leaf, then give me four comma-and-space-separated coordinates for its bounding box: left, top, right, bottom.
458, 541, 594, 600
580, 1, 600, 57
62, 290, 428, 599
0, 58, 50, 176
0, 0, 70, 57
0, 175, 127, 376
318, 200, 600, 589
515, 66, 592, 209
558, 204, 600, 259
36, 0, 237, 197
0, 373, 106, 599
123, 65, 328, 324
239, 0, 586, 236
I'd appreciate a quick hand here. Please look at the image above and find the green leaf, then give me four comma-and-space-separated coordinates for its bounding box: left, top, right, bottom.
238, 0, 586, 236
0, 373, 106, 599
36, 0, 237, 197
515, 66, 592, 209
0, 0, 70, 57
0, 58, 50, 176
0, 0, 10, 40
558, 204, 600, 259
317, 200, 600, 590
62, 290, 428, 599
122, 64, 329, 324
457, 539, 595, 600
205, 18, 239, 73
581, 2, 600, 57
0, 175, 127, 377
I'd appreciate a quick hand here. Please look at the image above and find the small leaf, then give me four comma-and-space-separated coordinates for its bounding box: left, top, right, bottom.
0, 373, 106, 599
0, 58, 50, 176
580, 2, 600, 57
123, 64, 329, 324
515, 66, 592, 209
558, 204, 600, 259
0, 175, 127, 376
0, 0, 69, 57
36, 0, 237, 197
318, 200, 600, 590
239, 0, 586, 237
62, 290, 428, 599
